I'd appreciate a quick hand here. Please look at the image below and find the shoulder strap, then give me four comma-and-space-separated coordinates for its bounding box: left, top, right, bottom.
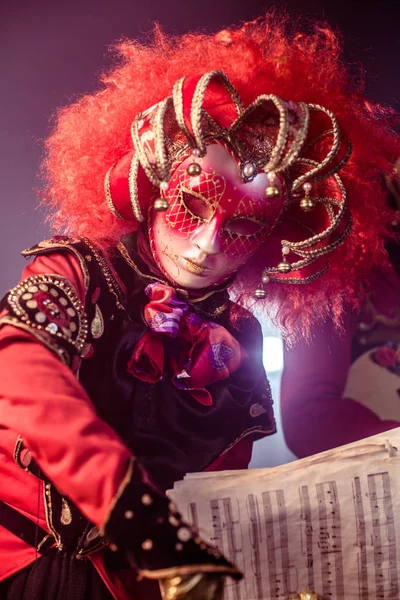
0, 500, 54, 554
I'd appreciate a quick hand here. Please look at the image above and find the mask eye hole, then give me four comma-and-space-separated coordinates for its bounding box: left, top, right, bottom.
181, 191, 213, 221
225, 218, 264, 236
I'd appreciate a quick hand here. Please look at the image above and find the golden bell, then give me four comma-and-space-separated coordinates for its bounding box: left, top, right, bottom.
187, 163, 202, 176
266, 186, 280, 198
299, 197, 316, 212
277, 261, 291, 273
154, 198, 169, 212
254, 287, 267, 299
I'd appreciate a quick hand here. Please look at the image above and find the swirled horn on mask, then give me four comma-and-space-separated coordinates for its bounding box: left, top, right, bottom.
104, 70, 352, 293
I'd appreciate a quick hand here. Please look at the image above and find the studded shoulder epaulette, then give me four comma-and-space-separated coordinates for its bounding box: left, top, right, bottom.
2, 273, 88, 367
0, 236, 127, 368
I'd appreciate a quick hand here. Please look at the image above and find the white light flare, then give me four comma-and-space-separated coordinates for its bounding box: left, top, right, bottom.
262, 335, 284, 373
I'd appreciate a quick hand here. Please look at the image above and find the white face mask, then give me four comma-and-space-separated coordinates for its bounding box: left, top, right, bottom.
150, 144, 283, 289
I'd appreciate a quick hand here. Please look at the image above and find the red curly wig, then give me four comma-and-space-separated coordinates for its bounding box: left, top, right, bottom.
41, 13, 400, 339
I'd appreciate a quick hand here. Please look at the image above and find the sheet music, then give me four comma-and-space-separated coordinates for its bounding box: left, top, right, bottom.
169, 429, 400, 599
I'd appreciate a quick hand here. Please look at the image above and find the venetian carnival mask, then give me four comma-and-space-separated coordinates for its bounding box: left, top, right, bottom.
105, 70, 351, 295
150, 144, 284, 289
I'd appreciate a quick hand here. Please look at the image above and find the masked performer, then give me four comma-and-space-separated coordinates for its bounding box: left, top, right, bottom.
0, 14, 398, 600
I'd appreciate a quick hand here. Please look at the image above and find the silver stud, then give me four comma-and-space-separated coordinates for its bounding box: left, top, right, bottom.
47, 323, 58, 334
141, 494, 153, 506
142, 539, 153, 551
175, 543, 183, 551
109, 543, 118, 552
303, 182, 312, 192
169, 515, 180, 527
282, 246, 290, 255
26, 300, 38, 309
192, 148, 201, 157
124, 510, 134, 520
160, 181, 169, 192
262, 274, 270, 284
177, 527, 191, 542
35, 312, 46, 324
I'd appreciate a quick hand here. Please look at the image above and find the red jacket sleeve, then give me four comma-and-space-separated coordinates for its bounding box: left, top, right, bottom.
0, 252, 132, 528
0, 251, 246, 578
280, 312, 399, 458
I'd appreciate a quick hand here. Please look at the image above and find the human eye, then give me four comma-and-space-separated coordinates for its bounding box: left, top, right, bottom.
180, 189, 213, 221
225, 217, 265, 236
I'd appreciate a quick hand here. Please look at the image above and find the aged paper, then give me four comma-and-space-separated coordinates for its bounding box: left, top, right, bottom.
169, 429, 400, 599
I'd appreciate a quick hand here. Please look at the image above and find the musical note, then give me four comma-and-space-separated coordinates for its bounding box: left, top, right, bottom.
299, 485, 315, 592
316, 481, 345, 599
246, 494, 263, 599
352, 477, 369, 598
367, 473, 399, 598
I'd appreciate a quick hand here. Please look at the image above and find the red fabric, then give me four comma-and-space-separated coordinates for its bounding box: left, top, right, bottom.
0, 253, 132, 591
127, 283, 248, 406
108, 150, 154, 221
0, 253, 252, 597
181, 74, 240, 134
205, 435, 254, 472
281, 268, 400, 458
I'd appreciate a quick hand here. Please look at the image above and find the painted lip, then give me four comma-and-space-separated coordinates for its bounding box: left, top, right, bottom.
183, 258, 209, 275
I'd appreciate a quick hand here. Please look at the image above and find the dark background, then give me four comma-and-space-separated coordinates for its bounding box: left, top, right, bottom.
1, 0, 399, 293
